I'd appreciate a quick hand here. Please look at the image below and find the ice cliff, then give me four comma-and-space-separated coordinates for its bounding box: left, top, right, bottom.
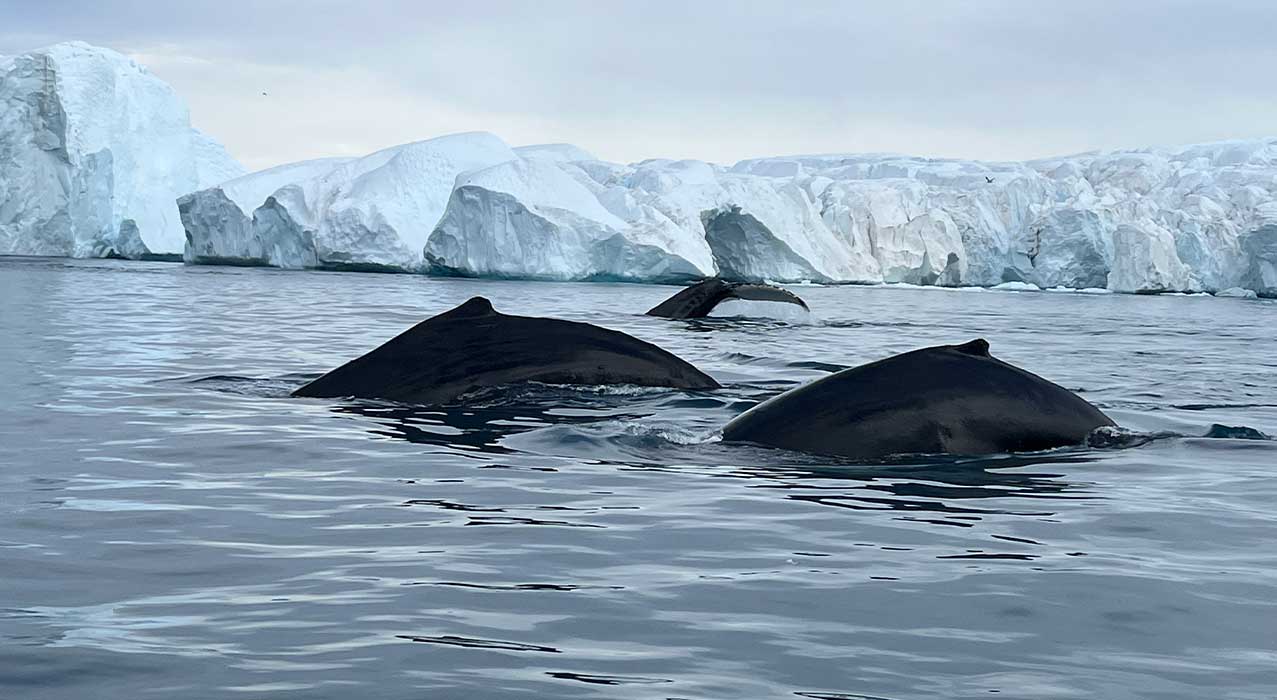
184, 131, 1277, 295
181, 133, 516, 270
0, 42, 244, 258
9, 45, 1270, 296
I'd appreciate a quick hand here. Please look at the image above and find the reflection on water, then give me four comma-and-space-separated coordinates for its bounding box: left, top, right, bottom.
2, 257, 1276, 699
331, 389, 657, 454
319, 386, 1100, 536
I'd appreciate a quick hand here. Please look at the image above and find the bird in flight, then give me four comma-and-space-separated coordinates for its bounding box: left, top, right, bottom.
985, 176, 994, 184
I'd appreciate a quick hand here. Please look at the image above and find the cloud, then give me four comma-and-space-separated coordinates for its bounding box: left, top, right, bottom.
3, 0, 1276, 169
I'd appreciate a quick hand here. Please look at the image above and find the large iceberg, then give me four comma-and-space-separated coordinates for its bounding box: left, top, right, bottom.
181, 132, 517, 270
427, 157, 714, 281
185, 127, 1277, 295
430, 138, 1277, 294
4, 42, 1274, 296
0, 42, 244, 258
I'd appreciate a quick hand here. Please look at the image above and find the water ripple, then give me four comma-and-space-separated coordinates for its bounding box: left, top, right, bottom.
2, 258, 1276, 699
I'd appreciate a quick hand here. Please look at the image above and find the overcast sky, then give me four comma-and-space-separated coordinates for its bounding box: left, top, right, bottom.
3, 1, 1276, 171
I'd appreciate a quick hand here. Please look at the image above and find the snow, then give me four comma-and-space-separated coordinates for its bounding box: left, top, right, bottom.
427, 157, 716, 281
220, 157, 355, 213
1108, 223, 1194, 293
1217, 287, 1258, 299
0, 42, 244, 257
183, 132, 517, 269
1239, 224, 1277, 296
514, 143, 597, 162
5, 43, 1277, 297
426, 157, 687, 280
184, 132, 1277, 296
424, 138, 1277, 295
990, 281, 1043, 292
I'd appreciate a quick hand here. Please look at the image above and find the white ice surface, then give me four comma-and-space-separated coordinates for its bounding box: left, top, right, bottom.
172, 122, 1277, 294
0, 42, 244, 257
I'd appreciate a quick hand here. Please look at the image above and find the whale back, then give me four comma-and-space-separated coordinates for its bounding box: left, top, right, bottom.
647, 279, 809, 319
294, 297, 721, 404
722, 339, 1114, 459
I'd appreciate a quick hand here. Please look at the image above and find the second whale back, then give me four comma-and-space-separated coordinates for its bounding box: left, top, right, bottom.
722, 339, 1115, 459
294, 297, 721, 404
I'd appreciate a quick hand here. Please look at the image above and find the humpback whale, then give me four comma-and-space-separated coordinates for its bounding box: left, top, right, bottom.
722, 339, 1114, 460
646, 278, 809, 319
294, 297, 720, 404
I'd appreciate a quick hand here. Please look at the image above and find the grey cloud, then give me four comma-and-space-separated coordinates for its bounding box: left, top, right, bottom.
2, 0, 1275, 169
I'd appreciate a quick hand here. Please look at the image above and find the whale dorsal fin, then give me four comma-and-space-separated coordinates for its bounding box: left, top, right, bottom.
953, 338, 991, 356
445, 296, 499, 319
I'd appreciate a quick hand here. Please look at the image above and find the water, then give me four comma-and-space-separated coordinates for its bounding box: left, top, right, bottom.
2, 257, 1275, 700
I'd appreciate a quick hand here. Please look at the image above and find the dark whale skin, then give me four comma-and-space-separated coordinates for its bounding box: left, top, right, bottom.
721, 339, 1115, 459
646, 278, 809, 319
294, 297, 721, 404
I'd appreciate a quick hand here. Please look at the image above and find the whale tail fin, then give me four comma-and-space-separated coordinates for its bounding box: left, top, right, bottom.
647, 279, 808, 319
726, 284, 810, 310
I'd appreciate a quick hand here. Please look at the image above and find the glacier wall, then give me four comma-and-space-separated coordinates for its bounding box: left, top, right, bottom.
181, 128, 1277, 295
0, 42, 244, 258
181, 133, 518, 270
2, 42, 1273, 296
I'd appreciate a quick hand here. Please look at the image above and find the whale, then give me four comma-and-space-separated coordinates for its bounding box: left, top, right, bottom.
646, 278, 809, 319
721, 339, 1115, 460
293, 297, 721, 404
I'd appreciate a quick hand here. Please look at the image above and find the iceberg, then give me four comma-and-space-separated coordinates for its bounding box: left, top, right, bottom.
185, 133, 1277, 296
1108, 223, 1194, 293
427, 156, 710, 281
0, 42, 244, 258
5, 41, 1276, 298
181, 132, 517, 269
422, 140, 1277, 295
513, 143, 597, 163
1216, 286, 1259, 299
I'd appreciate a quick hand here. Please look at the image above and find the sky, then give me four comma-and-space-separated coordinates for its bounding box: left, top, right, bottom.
3, 0, 1276, 172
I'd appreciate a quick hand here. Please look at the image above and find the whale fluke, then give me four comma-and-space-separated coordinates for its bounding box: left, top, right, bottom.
294, 297, 721, 404
646, 279, 809, 319
722, 339, 1115, 460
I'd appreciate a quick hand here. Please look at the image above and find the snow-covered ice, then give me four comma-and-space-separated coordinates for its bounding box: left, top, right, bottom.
182, 132, 514, 269
0, 42, 244, 257
1217, 286, 1259, 299
184, 127, 1277, 296
5, 42, 1276, 297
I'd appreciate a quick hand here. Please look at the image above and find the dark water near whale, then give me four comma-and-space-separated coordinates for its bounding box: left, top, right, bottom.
2, 257, 1276, 700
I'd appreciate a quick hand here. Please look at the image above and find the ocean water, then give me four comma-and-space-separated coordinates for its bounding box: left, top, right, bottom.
1, 257, 1275, 700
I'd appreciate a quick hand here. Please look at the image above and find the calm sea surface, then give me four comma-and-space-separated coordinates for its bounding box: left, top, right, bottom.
2, 257, 1275, 700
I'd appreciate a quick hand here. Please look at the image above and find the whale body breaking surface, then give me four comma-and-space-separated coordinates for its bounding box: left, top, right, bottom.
722, 338, 1116, 460
292, 297, 720, 405
294, 293, 1114, 461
